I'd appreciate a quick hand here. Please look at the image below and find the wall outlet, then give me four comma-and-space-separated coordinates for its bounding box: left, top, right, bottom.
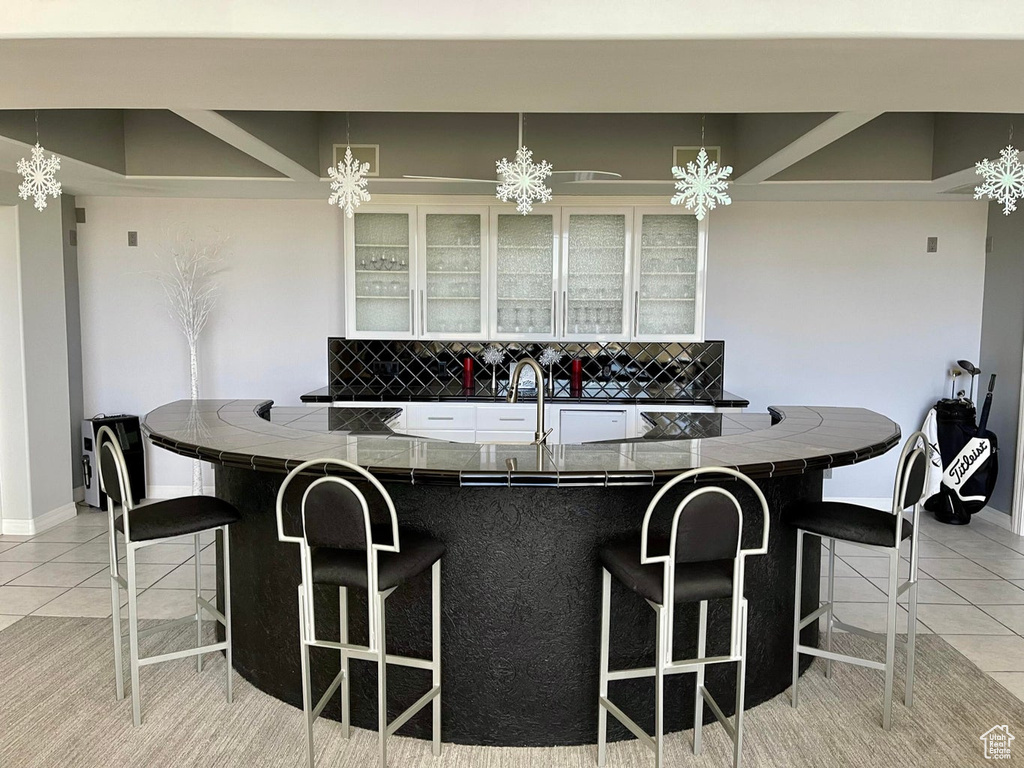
926, 236, 938, 253
127, 231, 138, 247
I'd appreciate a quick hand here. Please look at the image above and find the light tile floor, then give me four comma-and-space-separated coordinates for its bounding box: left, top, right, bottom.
819, 508, 1024, 703
0, 503, 218, 628
1, 503, 1023, 705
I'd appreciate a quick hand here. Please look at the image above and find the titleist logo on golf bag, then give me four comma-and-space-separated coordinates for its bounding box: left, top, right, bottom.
944, 439, 990, 488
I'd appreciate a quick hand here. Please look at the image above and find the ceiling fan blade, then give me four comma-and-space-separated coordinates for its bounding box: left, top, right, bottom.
402, 175, 498, 184
549, 170, 623, 181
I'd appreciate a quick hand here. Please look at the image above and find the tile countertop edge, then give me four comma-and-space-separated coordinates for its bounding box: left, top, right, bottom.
299, 385, 751, 408
142, 400, 901, 488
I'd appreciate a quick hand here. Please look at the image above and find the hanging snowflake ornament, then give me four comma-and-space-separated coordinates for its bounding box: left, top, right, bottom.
974, 145, 1024, 216
496, 146, 553, 215
328, 146, 371, 218
17, 143, 62, 212
670, 148, 732, 221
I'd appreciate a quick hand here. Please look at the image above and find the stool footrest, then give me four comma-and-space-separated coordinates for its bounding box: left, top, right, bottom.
386, 685, 440, 737
599, 696, 656, 751
196, 595, 226, 626
138, 641, 227, 668
699, 685, 736, 740
312, 668, 346, 721
799, 603, 830, 630
797, 643, 886, 671
123, 614, 197, 640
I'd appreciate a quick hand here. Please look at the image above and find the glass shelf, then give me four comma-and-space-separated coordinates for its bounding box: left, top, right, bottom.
494, 213, 556, 336
636, 214, 699, 336
353, 212, 412, 335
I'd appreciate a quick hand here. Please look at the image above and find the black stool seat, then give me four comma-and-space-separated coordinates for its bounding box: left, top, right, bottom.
785, 501, 913, 547
115, 496, 240, 541
311, 529, 445, 591
599, 536, 734, 605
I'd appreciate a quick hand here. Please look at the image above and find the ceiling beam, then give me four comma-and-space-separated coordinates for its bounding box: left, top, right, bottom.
171, 109, 319, 182
931, 165, 979, 194
734, 111, 883, 184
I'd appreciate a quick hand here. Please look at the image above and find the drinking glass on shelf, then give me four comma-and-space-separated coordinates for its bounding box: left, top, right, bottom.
514, 307, 522, 333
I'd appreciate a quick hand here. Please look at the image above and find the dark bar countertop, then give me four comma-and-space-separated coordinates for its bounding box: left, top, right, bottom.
300, 382, 750, 407
144, 399, 900, 487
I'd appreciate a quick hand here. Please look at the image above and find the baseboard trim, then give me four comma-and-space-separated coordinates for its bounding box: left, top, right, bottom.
147, 484, 215, 499
1, 501, 78, 536
977, 507, 1012, 530
823, 496, 890, 511
73, 485, 85, 503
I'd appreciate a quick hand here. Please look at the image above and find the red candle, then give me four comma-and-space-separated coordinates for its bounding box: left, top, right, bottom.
463, 357, 475, 390
570, 358, 583, 395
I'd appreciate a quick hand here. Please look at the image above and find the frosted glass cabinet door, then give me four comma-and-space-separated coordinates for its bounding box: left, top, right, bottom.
633, 209, 706, 341
489, 209, 559, 339
347, 209, 415, 338
418, 208, 488, 339
560, 209, 632, 340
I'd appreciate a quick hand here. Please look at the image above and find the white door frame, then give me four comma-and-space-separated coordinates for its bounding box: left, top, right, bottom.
1011, 349, 1024, 534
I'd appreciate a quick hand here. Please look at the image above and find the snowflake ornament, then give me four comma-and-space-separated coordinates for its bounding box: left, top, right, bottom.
481, 344, 505, 367
17, 143, 62, 212
496, 146, 553, 215
670, 148, 732, 221
328, 147, 371, 218
974, 145, 1024, 216
538, 347, 562, 368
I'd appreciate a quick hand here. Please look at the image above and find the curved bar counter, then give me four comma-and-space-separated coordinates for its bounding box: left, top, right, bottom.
144, 400, 900, 747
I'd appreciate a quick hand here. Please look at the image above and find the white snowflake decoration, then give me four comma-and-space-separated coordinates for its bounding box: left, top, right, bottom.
538, 347, 562, 367
496, 146, 553, 215
17, 143, 62, 212
974, 145, 1024, 216
481, 344, 505, 367
328, 147, 371, 218
670, 147, 732, 221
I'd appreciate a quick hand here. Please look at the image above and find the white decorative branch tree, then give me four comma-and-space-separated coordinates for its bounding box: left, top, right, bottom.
154, 230, 226, 495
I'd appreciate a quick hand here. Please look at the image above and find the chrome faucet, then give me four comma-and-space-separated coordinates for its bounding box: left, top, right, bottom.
507, 357, 552, 445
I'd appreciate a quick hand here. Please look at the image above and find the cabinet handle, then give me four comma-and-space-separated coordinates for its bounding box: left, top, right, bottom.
428, 416, 454, 421
562, 290, 567, 334
633, 291, 639, 336
409, 289, 414, 333
420, 290, 425, 333
499, 417, 526, 422
551, 290, 556, 334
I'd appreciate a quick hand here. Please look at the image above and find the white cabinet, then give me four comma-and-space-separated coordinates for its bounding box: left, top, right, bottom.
489, 208, 559, 340
631, 207, 707, 341
345, 208, 417, 339
559, 408, 629, 444
559, 208, 633, 341
345, 204, 707, 342
418, 207, 489, 339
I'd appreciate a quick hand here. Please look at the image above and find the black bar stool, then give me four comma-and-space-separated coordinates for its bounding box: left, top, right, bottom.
786, 431, 930, 730
97, 425, 239, 726
596, 466, 770, 768
276, 458, 444, 768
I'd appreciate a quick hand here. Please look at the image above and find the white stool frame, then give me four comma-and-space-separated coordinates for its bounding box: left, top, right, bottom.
791, 431, 930, 730
597, 466, 770, 768
277, 458, 442, 768
97, 426, 232, 727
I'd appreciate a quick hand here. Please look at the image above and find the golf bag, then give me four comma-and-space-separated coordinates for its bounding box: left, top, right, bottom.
924, 396, 999, 525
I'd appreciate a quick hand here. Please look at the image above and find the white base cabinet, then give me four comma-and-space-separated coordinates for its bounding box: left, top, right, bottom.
328, 401, 741, 444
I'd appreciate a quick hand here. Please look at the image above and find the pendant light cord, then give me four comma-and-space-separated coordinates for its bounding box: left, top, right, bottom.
346, 112, 351, 147
518, 112, 524, 149
701, 114, 705, 147
35, 110, 39, 145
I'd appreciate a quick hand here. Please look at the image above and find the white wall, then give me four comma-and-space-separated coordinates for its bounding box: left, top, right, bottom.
77, 197, 988, 500
0, 184, 76, 534
706, 201, 988, 499
77, 197, 344, 494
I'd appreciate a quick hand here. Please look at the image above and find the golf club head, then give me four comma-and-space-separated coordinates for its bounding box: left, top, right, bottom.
957, 360, 980, 376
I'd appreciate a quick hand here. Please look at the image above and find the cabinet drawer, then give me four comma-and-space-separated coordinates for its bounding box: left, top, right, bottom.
405, 429, 476, 443
406, 404, 476, 430
476, 430, 535, 444
475, 405, 537, 431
